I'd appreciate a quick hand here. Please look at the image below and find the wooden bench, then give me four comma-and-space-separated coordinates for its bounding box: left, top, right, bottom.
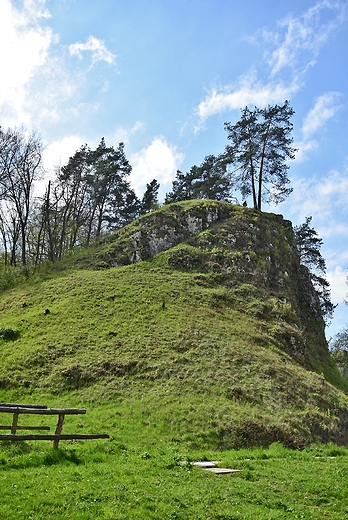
0, 403, 109, 448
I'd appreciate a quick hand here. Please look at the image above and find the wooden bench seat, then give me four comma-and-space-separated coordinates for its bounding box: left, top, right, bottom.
0, 403, 109, 447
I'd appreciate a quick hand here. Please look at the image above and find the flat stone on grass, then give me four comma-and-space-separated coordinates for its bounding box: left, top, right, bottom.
205, 468, 242, 474
192, 461, 242, 474
192, 461, 220, 468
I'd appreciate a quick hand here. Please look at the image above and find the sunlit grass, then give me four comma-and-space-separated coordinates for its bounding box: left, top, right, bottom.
0, 256, 348, 448
1, 201, 348, 517
1, 439, 348, 519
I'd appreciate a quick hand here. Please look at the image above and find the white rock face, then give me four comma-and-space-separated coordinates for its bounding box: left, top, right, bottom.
206, 208, 219, 224
122, 205, 223, 263
186, 215, 203, 235
148, 227, 179, 256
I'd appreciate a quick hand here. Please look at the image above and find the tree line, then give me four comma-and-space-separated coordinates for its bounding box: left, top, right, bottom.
166, 101, 296, 208
0, 101, 297, 269
0, 131, 160, 268
0, 102, 336, 323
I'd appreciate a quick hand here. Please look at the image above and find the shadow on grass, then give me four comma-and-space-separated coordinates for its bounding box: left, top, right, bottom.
42, 448, 82, 466
0, 443, 82, 469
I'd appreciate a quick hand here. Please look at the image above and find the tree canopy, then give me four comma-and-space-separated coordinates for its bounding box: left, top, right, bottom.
141, 179, 160, 214
294, 216, 336, 324
223, 101, 296, 210
37, 138, 141, 262
0, 133, 146, 265
165, 154, 232, 204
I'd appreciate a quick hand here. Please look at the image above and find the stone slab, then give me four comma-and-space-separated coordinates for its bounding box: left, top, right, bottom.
192, 461, 219, 468
205, 468, 242, 474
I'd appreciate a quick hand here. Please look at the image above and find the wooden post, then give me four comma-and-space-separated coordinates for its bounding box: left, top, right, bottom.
11, 413, 19, 434
53, 413, 65, 448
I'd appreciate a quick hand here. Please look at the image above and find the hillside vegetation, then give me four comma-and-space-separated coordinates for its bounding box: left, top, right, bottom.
1, 200, 348, 449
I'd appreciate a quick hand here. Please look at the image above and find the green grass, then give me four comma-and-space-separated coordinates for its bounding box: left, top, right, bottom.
1, 201, 348, 517
0, 258, 347, 447
1, 436, 348, 519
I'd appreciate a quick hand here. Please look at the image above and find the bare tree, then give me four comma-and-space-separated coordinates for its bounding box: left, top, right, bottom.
0, 127, 44, 265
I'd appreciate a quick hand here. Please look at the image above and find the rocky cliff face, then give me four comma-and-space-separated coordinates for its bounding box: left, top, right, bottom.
96, 200, 333, 378
98, 201, 224, 264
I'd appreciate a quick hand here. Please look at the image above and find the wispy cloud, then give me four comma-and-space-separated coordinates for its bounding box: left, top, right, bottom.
196, 73, 297, 123
295, 91, 344, 160
195, 1, 347, 126
280, 168, 348, 235
301, 92, 343, 138
265, 0, 347, 75
69, 36, 117, 67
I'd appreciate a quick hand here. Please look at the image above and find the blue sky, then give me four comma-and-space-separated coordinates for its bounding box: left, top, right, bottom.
1, 0, 347, 337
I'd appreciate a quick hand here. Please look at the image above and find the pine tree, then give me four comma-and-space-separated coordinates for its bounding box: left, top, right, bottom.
165, 167, 200, 203
141, 179, 160, 214
224, 101, 296, 210
294, 216, 335, 323
165, 155, 232, 203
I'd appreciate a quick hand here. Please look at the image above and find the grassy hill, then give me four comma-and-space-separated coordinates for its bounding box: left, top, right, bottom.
1, 200, 348, 450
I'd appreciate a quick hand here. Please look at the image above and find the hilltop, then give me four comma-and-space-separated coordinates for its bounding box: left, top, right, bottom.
1, 200, 348, 449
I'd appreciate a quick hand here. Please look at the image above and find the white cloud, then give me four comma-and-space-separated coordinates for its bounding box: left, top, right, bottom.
69, 36, 117, 67
265, 1, 347, 75
316, 170, 348, 201
195, 1, 347, 126
0, 0, 55, 126
112, 121, 145, 145
327, 266, 348, 304
129, 137, 184, 197
0, 2, 116, 130
302, 92, 343, 138
294, 92, 343, 162
33, 135, 87, 196
196, 76, 297, 123
42, 135, 86, 171
22, 0, 51, 21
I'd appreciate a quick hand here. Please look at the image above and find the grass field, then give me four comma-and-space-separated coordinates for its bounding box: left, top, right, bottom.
1, 202, 348, 518
1, 431, 348, 519
0, 392, 348, 519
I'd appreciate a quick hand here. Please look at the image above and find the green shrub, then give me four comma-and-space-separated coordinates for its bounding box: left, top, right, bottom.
0, 266, 30, 291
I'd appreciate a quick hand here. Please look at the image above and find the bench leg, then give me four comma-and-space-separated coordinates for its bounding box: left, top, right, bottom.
11, 413, 19, 434
53, 414, 65, 448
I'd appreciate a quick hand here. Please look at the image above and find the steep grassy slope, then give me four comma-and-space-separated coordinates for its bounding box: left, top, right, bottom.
0, 201, 347, 448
